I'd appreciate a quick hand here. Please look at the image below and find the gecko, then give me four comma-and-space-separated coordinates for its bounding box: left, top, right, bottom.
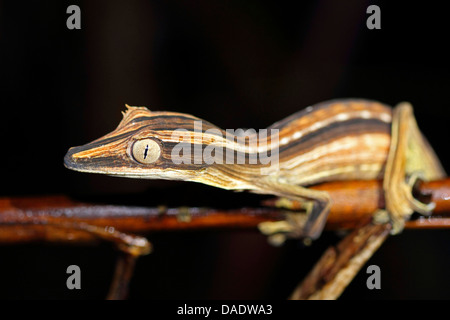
64, 99, 446, 249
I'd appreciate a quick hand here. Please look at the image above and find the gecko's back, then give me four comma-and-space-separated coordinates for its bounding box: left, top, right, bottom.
267, 99, 392, 186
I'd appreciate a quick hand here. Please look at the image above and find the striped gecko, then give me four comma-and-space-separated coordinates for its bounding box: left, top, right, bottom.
64, 99, 445, 246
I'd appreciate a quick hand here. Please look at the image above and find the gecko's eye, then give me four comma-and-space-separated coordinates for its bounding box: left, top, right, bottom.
132, 139, 161, 164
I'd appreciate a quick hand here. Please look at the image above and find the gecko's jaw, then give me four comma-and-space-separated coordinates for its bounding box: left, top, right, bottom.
63, 144, 122, 175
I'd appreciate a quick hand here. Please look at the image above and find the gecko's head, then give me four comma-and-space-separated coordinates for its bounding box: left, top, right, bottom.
64, 105, 221, 181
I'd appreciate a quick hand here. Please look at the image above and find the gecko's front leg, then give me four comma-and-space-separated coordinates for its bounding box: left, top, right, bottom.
256, 178, 332, 245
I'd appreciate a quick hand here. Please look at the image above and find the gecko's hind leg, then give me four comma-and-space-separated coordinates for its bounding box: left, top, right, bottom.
383, 102, 446, 233
256, 179, 332, 245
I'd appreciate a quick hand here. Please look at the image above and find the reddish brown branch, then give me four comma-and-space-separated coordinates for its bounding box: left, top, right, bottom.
0, 178, 449, 244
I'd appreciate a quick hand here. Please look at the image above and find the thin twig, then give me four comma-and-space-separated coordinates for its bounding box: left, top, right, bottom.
106, 252, 139, 300
289, 220, 391, 300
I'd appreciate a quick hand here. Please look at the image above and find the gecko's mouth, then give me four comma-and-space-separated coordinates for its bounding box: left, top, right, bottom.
64, 145, 99, 173
64, 144, 126, 175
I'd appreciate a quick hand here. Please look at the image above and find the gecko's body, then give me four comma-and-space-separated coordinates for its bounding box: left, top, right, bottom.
65, 100, 393, 188
64, 99, 445, 240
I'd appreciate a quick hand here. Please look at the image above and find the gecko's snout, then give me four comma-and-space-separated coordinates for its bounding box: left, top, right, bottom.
63, 143, 103, 172
63, 139, 133, 175
63, 146, 84, 171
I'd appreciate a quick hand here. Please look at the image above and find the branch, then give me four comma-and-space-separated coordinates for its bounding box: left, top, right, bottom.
289, 220, 391, 300
1, 178, 449, 244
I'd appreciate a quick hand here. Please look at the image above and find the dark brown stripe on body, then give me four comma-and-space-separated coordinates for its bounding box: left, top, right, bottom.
277, 118, 390, 159
269, 99, 391, 130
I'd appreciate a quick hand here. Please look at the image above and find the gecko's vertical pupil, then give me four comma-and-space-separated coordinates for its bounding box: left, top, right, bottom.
132, 139, 161, 164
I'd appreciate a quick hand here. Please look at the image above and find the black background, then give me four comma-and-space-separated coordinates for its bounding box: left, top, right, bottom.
0, 0, 449, 299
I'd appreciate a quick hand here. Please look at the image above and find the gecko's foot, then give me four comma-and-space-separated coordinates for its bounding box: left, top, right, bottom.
405, 172, 435, 214
258, 219, 292, 246
373, 209, 405, 234
258, 196, 310, 245
384, 172, 435, 235
258, 208, 314, 246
